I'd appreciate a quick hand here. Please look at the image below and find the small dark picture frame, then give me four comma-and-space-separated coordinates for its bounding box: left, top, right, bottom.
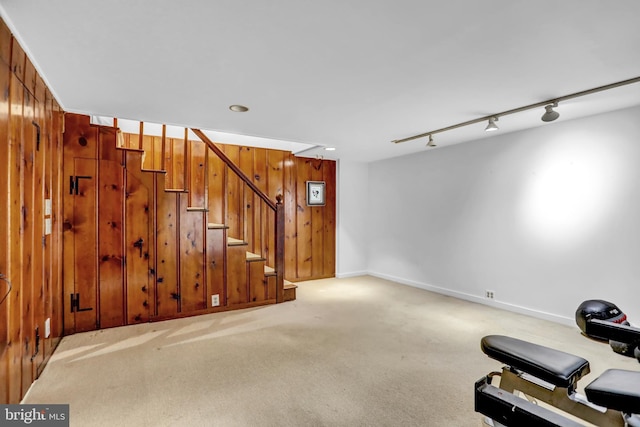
306, 181, 326, 206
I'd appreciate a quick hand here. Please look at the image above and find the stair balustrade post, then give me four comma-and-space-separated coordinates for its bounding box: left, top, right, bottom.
275, 194, 285, 303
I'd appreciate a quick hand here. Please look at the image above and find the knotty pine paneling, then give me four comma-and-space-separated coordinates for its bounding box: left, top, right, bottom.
1, 19, 64, 402
49, 99, 63, 346
124, 153, 152, 324
10, 37, 25, 83
206, 228, 226, 307
0, 22, 10, 67
283, 152, 298, 282
155, 174, 179, 318
179, 194, 207, 312
33, 75, 47, 375
7, 73, 25, 403
295, 158, 313, 279
20, 90, 35, 393
98, 159, 125, 329
169, 136, 186, 190
188, 139, 207, 209
207, 150, 225, 225
121, 131, 336, 283
72, 157, 99, 332
224, 146, 243, 241
0, 41, 10, 404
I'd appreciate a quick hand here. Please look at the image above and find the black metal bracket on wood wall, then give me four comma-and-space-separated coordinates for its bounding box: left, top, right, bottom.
30, 327, 40, 362
32, 121, 41, 151
70, 293, 93, 313
69, 175, 92, 195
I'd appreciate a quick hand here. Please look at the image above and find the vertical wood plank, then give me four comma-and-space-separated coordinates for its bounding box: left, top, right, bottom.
164, 137, 174, 189
20, 87, 36, 394
226, 245, 247, 305
124, 156, 151, 324
225, 146, 242, 240
252, 149, 267, 257
283, 153, 297, 281
72, 157, 99, 332
0, 20, 10, 67
10, 37, 25, 83
239, 147, 253, 250
7, 74, 24, 403
49, 100, 63, 346
248, 261, 267, 303
171, 137, 185, 190
141, 135, 154, 170
153, 136, 163, 170
207, 149, 225, 225
31, 94, 45, 375
0, 27, 11, 404
310, 159, 324, 278
155, 177, 179, 318
295, 158, 313, 279
206, 228, 225, 307
179, 194, 206, 312
266, 150, 285, 269
40, 92, 53, 370
98, 160, 125, 328
188, 139, 206, 208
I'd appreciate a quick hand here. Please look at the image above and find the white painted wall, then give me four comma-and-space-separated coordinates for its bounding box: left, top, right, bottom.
336, 159, 369, 278
364, 106, 640, 325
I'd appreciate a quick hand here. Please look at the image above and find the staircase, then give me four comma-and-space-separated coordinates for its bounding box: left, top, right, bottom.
63, 113, 296, 333
118, 122, 297, 314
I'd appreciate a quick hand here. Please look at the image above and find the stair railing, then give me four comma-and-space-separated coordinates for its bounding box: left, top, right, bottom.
191, 129, 285, 303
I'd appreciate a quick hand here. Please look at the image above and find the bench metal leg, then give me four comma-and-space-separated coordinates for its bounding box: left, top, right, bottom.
497, 367, 624, 427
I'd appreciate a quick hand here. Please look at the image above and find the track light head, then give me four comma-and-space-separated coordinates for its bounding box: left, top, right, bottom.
485, 117, 499, 132
426, 135, 436, 147
541, 103, 560, 122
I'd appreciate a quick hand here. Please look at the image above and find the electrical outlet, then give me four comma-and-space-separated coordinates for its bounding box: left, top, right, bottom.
485, 290, 495, 299
211, 294, 220, 307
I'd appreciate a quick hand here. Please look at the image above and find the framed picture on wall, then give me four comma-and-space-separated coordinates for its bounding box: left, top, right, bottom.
306, 181, 326, 206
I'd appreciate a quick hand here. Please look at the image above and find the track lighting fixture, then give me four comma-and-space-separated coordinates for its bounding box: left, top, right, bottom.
485, 117, 499, 132
392, 75, 640, 145
426, 135, 436, 147
541, 103, 560, 122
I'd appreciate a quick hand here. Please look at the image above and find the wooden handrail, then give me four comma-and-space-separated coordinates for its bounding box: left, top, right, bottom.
192, 128, 285, 302
191, 129, 277, 211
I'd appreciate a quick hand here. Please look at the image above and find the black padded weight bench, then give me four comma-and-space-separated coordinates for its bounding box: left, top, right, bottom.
475, 335, 640, 427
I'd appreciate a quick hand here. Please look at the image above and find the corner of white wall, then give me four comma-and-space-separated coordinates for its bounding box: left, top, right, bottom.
336, 159, 370, 278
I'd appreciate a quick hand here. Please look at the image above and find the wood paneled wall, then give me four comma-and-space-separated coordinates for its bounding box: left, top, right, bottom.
122, 131, 337, 282
0, 20, 64, 404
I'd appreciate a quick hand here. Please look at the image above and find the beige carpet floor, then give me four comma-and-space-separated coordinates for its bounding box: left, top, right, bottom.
23, 276, 639, 426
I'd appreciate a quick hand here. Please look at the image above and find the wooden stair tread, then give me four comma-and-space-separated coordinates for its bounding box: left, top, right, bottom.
246, 251, 264, 262
227, 237, 248, 246
164, 188, 188, 193
207, 223, 228, 229
116, 146, 145, 153
141, 168, 167, 174
264, 265, 276, 276
284, 280, 297, 289
186, 207, 208, 212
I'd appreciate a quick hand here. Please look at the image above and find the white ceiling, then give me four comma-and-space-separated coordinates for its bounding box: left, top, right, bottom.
1, 1, 639, 162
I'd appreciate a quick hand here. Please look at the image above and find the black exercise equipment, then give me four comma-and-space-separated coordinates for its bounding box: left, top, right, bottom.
575, 299, 628, 340
475, 334, 640, 427
576, 299, 640, 362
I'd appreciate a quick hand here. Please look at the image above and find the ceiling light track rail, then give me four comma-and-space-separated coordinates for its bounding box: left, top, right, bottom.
392, 75, 640, 145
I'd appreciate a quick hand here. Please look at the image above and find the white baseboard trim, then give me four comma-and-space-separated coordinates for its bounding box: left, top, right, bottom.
367, 271, 574, 327
336, 270, 368, 279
